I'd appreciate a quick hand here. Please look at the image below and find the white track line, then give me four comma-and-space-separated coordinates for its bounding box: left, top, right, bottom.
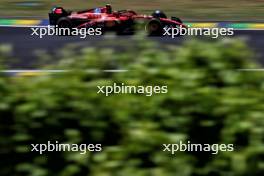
233, 29, 264, 31
0, 69, 128, 73
0, 25, 50, 28
1, 70, 66, 73
237, 69, 264, 72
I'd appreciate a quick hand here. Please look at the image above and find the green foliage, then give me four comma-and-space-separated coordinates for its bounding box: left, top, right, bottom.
0, 38, 264, 176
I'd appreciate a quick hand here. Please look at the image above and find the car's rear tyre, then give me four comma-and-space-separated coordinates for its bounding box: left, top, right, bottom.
146, 19, 163, 36
57, 17, 73, 29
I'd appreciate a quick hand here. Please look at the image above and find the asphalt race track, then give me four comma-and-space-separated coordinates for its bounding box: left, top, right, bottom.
0, 27, 263, 68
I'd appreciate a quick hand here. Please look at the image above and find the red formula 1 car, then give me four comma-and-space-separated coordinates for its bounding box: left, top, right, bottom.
49, 4, 186, 35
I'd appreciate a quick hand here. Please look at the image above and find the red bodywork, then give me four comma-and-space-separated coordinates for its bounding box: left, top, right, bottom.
59, 7, 186, 28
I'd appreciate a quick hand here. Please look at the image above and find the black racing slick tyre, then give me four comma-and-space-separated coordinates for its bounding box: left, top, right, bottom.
57, 17, 73, 29
146, 19, 163, 36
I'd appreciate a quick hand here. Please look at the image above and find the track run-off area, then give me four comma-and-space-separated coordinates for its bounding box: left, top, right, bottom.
0, 19, 264, 74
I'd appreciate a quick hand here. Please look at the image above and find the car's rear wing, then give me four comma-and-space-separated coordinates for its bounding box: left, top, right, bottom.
49, 7, 70, 25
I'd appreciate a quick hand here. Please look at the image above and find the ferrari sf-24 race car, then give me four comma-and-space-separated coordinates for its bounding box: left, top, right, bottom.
49, 4, 187, 35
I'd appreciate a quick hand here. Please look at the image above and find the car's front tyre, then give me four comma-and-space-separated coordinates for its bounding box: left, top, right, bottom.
146, 19, 163, 36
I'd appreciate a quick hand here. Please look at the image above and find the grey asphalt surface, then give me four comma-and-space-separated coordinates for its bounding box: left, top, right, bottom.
0, 27, 263, 68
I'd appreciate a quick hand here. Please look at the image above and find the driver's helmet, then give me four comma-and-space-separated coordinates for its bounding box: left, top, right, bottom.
94, 8, 102, 13
106, 4, 112, 14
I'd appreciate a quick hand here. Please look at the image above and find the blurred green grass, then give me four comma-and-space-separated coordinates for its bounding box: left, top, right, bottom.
0, 37, 264, 176
0, 0, 263, 21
